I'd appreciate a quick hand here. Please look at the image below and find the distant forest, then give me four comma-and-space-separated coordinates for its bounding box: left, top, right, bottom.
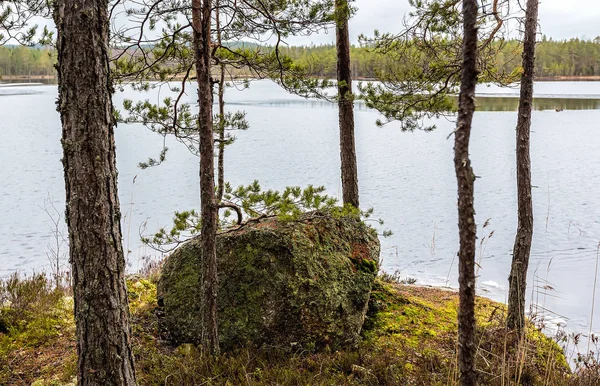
1, 37, 600, 80
0, 46, 54, 77
280, 37, 600, 79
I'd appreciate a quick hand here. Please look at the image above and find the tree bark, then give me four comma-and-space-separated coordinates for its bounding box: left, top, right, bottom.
454, 1, 479, 385
53, 0, 136, 383
216, 7, 226, 203
335, 0, 359, 208
192, 0, 219, 355
507, 0, 538, 335
216, 76, 225, 203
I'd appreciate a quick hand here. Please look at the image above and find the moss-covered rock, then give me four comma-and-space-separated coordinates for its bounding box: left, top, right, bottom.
157, 213, 380, 352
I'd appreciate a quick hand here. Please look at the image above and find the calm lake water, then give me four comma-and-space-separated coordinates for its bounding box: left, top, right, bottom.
2, 80, 600, 348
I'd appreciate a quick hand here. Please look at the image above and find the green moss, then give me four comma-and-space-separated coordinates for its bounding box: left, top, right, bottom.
359, 280, 572, 384
127, 278, 158, 316
358, 258, 378, 273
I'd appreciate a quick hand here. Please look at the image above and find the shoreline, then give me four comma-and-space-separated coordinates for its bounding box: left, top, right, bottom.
0, 75, 55, 81
536, 75, 600, 81
3, 75, 600, 83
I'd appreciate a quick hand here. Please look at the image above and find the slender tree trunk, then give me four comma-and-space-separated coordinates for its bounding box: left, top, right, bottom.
216, 7, 226, 203
53, 0, 136, 383
507, 0, 538, 335
216, 71, 225, 202
335, 0, 359, 208
192, 0, 219, 355
454, 1, 479, 385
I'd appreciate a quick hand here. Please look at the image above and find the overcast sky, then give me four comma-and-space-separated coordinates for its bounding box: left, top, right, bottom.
26, 0, 600, 46
288, 0, 600, 45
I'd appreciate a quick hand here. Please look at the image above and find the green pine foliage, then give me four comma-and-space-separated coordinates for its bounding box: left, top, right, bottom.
141, 181, 390, 252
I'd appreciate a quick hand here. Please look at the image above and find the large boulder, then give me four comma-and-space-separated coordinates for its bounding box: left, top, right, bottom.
157, 212, 380, 352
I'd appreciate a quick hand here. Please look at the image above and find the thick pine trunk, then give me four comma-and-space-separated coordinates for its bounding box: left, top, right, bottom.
507, 0, 538, 335
53, 0, 136, 383
335, 0, 359, 208
192, 0, 219, 355
454, 1, 479, 385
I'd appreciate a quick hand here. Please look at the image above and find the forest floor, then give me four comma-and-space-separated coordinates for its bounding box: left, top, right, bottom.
1, 272, 598, 385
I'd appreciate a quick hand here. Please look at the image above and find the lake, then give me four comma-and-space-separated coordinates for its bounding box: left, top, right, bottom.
1, 80, 600, 350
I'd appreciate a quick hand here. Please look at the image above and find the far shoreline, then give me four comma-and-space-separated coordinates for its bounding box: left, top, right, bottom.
3, 74, 600, 83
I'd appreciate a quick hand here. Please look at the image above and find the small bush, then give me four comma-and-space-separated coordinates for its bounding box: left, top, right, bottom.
0, 273, 63, 331
569, 338, 600, 386
379, 269, 417, 285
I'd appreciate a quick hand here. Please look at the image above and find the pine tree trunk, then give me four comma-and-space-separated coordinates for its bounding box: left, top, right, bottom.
53, 0, 136, 383
216, 70, 225, 202
192, 0, 219, 355
216, 9, 226, 203
335, 0, 359, 208
216, 77, 225, 202
454, 1, 479, 385
507, 0, 538, 335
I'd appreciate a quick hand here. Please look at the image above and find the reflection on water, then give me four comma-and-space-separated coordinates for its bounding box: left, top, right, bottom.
0, 78, 57, 85
230, 96, 600, 112
0, 81, 55, 96
0, 87, 45, 96
3, 81, 600, 111
475, 96, 600, 111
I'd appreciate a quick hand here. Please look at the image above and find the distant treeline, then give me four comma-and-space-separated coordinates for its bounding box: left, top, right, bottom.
2, 37, 600, 80
280, 37, 600, 79
0, 46, 55, 78
495, 37, 600, 78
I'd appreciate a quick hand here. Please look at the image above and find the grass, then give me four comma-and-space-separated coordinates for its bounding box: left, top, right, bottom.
0, 272, 597, 385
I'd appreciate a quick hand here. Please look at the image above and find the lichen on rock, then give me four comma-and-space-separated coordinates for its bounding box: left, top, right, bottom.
157, 212, 380, 352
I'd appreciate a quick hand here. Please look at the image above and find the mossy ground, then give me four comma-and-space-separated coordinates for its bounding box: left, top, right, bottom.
0, 274, 76, 386
362, 281, 571, 385
0, 274, 590, 386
